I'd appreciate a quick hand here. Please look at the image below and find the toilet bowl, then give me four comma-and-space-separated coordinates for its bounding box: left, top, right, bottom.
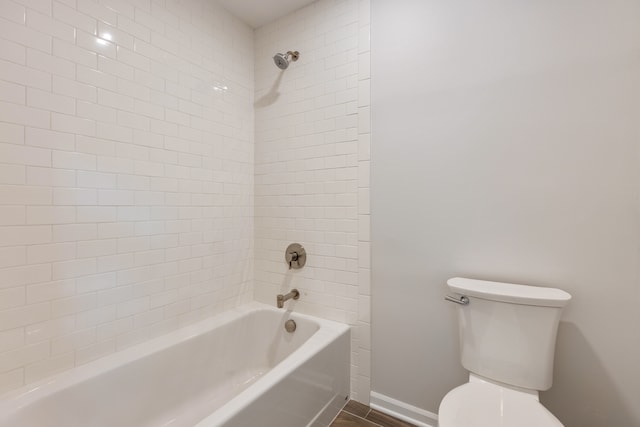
438, 375, 563, 427
439, 277, 571, 427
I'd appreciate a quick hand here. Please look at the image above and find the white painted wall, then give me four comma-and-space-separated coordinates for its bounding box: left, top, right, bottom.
253, 0, 372, 402
371, 1, 640, 426
0, 0, 254, 393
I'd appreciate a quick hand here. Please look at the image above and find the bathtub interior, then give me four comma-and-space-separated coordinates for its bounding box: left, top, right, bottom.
0, 307, 331, 427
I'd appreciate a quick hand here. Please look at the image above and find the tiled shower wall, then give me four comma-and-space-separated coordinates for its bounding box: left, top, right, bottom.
0, 0, 254, 393
254, 0, 371, 401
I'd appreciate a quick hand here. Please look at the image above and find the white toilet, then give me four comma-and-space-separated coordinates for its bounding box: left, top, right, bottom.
438, 277, 571, 427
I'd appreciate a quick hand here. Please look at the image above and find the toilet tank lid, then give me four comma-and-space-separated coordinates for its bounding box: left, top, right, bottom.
447, 277, 571, 307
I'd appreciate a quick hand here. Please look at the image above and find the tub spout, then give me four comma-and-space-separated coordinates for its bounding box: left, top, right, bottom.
277, 289, 300, 308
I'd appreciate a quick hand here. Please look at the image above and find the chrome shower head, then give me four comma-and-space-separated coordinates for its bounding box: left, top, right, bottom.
273, 53, 289, 69
273, 51, 300, 70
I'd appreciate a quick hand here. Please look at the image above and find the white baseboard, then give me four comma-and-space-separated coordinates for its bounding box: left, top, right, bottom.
369, 391, 438, 427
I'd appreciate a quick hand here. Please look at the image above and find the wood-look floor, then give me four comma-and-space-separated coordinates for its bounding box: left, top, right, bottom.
330, 400, 417, 427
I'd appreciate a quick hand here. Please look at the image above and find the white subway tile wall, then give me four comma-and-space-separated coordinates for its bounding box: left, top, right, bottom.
0, 0, 254, 393
254, 0, 371, 402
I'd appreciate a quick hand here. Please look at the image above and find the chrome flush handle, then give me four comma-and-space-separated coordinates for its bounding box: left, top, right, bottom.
445, 295, 470, 305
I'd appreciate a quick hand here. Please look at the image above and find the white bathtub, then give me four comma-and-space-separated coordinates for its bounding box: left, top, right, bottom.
0, 303, 350, 427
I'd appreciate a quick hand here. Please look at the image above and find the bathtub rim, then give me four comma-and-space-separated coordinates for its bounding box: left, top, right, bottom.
0, 301, 350, 424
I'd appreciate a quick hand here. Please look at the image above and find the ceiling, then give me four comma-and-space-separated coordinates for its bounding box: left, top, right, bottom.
216, 0, 317, 28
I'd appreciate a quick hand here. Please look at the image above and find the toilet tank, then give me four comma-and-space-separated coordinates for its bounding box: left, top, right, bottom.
447, 278, 571, 391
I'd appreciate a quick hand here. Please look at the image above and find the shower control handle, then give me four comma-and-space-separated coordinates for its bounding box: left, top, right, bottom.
289, 252, 299, 269
285, 243, 306, 270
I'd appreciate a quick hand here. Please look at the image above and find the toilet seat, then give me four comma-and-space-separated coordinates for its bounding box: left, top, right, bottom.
438, 382, 564, 427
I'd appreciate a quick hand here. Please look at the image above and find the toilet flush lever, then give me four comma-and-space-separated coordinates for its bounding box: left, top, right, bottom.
445, 295, 470, 305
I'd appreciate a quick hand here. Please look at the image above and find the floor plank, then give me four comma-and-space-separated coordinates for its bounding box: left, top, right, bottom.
366, 409, 417, 427
331, 411, 380, 427
343, 400, 370, 418
330, 400, 418, 427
